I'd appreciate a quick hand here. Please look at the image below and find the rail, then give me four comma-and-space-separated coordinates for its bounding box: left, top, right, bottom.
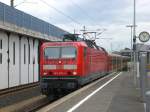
0, 82, 39, 96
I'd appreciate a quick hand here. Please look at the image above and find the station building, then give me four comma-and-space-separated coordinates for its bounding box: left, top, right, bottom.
0, 2, 68, 90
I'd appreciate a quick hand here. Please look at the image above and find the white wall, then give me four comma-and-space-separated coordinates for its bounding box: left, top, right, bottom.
28, 38, 34, 83
9, 34, 20, 87
0, 31, 8, 89
21, 36, 29, 85
33, 39, 39, 82
0, 32, 40, 90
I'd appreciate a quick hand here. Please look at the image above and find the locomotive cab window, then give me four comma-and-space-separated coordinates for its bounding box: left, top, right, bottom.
61, 47, 76, 59
44, 47, 77, 59
44, 47, 60, 59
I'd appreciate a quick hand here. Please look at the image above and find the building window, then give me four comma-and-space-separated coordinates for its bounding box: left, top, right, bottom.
13, 42, 15, 65
0, 39, 2, 49
24, 44, 26, 64
0, 53, 2, 64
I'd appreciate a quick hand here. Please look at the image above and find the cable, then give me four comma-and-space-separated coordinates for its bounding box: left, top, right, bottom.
70, 0, 96, 25
39, 0, 82, 25
14, 0, 27, 7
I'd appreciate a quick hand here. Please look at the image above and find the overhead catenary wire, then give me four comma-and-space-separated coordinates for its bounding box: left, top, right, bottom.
69, 1, 107, 36
70, 0, 97, 26
39, 0, 105, 34
39, 0, 82, 26
14, 0, 37, 7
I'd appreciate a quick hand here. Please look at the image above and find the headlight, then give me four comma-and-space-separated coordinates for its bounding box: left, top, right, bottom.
43, 72, 47, 75
73, 71, 77, 75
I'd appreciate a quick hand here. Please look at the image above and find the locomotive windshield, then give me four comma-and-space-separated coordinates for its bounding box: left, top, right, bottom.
44, 47, 60, 59
61, 47, 76, 58
44, 47, 76, 59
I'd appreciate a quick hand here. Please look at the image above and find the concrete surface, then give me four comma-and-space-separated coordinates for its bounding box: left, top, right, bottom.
38, 72, 144, 112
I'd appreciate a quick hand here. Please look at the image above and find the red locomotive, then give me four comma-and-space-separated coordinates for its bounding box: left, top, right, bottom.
40, 34, 129, 95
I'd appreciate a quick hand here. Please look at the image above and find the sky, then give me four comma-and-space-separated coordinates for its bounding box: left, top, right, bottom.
0, 0, 150, 52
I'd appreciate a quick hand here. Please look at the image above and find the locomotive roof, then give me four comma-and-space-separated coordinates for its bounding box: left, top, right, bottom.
63, 34, 107, 52
42, 41, 88, 47
42, 41, 108, 53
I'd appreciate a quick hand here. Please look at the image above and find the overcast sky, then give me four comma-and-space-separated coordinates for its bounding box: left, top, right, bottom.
0, 0, 150, 51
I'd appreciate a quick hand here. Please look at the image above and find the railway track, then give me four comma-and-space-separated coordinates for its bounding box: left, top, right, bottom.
0, 73, 117, 112
0, 82, 39, 97
0, 82, 42, 111
0, 91, 67, 112
0, 95, 50, 112
0, 82, 68, 112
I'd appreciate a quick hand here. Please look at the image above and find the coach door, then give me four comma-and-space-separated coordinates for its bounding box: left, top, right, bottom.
33, 39, 39, 82
9, 34, 20, 87
21, 37, 29, 84
0, 32, 8, 89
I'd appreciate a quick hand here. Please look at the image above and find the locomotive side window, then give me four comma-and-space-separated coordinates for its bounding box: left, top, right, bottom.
61, 47, 76, 58
44, 47, 60, 59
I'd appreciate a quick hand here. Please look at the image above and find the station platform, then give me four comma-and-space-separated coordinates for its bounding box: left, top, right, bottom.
38, 72, 145, 112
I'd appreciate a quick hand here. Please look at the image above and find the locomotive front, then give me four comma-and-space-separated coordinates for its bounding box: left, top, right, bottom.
40, 42, 82, 95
